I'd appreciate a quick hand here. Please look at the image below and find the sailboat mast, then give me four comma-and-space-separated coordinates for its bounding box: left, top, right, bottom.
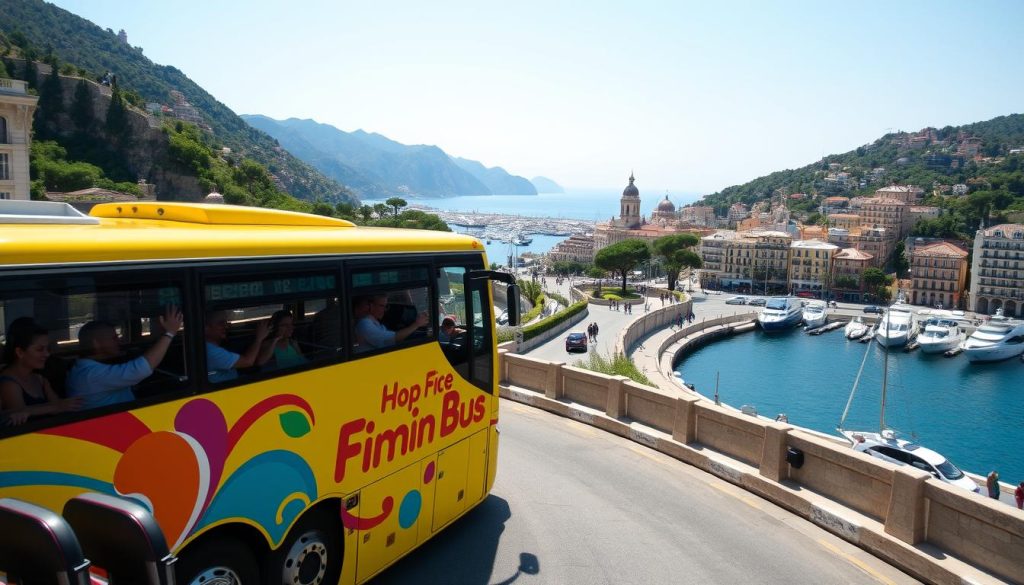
880, 309, 889, 431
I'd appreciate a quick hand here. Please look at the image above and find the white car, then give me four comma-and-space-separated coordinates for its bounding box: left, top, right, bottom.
848, 431, 980, 494
725, 296, 749, 305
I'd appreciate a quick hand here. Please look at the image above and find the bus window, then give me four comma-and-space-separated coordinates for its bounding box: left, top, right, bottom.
202, 269, 340, 384
349, 266, 431, 355
437, 266, 470, 378
0, 273, 189, 426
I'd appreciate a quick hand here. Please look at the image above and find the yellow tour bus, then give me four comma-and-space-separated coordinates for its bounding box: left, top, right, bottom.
0, 200, 520, 584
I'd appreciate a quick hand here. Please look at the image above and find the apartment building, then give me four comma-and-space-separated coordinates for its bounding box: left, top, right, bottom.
0, 78, 38, 200
969, 224, 1024, 317
698, 230, 738, 287
909, 242, 968, 309
789, 240, 839, 294
547, 233, 595, 263
875, 185, 924, 204
716, 230, 792, 293
827, 226, 889, 268
859, 197, 907, 238
832, 248, 874, 301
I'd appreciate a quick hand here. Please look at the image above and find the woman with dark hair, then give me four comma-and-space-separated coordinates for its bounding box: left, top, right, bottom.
261, 310, 307, 370
0, 318, 79, 424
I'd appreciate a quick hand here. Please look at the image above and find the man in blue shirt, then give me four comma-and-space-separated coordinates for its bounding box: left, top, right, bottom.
67, 305, 184, 409
204, 310, 273, 383
355, 294, 428, 351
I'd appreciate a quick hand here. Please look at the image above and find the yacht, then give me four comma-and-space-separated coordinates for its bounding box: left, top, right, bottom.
757, 297, 803, 331
874, 302, 917, 348
960, 309, 1024, 362
917, 317, 965, 354
844, 316, 869, 340
802, 301, 828, 329
841, 430, 980, 494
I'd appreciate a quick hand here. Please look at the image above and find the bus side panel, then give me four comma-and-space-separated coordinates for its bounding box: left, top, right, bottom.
431, 436, 470, 531
465, 429, 488, 507
355, 464, 421, 583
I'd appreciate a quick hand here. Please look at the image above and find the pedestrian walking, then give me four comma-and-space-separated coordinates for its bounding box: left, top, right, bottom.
592, 322, 599, 343
1015, 481, 1024, 510
986, 471, 1000, 499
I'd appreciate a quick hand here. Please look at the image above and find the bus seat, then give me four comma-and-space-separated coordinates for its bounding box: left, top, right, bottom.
63, 493, 175, 585
0, 498, 91, 585
41, 355, 74, 398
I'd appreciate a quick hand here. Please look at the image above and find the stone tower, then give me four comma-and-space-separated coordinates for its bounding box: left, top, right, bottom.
618, 173, 641, 229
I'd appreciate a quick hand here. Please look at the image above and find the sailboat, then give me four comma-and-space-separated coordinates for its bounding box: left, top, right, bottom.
837, 321, 980, 494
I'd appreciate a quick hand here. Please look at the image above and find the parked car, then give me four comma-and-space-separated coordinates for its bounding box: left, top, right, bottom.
565, 332, 588, 352
863, 305, 884, 314
725, 296, 748, 305
747, 297, 767, 306
795, 291, 817, 299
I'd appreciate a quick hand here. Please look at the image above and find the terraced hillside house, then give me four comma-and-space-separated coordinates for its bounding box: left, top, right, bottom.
969, 224, 1024, 317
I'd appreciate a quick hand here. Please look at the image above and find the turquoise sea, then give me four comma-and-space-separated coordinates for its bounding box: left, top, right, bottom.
675, 328, 1024, 482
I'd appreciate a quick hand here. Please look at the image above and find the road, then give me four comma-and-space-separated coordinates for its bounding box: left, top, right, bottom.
373, 400, 918, 584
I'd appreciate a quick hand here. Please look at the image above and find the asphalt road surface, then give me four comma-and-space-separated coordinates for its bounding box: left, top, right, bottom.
372, 400, 919, 585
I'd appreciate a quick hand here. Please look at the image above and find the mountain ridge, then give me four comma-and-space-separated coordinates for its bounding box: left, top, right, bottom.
243, 115, 538, 198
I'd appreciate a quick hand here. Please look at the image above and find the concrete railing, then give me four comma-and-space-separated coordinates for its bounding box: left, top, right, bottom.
499, 351, 1024, 584
612, 296, 693, 356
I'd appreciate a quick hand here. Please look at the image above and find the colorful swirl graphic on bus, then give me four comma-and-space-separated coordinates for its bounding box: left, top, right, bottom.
6, 394, 321, 549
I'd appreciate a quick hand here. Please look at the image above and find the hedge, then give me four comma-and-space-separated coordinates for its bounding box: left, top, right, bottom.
522, 300, 588, 341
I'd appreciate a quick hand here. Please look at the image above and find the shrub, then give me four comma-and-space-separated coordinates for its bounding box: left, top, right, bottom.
574, 351, 654, 387
522, 300, 587, 341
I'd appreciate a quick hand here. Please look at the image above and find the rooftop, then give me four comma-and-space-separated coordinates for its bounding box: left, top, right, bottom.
915, 241, 968, 258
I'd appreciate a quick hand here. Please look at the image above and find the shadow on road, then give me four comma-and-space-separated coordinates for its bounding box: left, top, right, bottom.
372, 494, 538, 585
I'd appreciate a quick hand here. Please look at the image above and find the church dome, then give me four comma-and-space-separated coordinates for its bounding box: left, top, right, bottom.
657, 195, 675, 212
622, 173, 639, 198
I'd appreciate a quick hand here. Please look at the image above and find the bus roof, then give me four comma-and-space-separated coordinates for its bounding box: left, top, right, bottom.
0, 201, 483, 266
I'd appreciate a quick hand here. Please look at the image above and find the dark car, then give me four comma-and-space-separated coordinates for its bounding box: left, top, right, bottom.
565, 332, 588, 352
863, 305, 884, 314
747, 297, 767, 306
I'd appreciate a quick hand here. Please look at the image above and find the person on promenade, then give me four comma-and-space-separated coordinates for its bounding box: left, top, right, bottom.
67, 305, 184, 409
592, 322, 599, 343
986, 471, 1000, 499
1015, 481, 1023, 509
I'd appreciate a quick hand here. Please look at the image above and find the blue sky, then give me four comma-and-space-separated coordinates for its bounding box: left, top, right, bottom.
50, 0, 1024, 194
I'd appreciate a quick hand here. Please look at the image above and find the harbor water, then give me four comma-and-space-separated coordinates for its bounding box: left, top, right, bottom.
675, 328, 1024, 483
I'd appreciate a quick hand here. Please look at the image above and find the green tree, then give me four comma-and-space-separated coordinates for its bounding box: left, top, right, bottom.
385, 197, 408, 217
890, 241, 909, 277
862, 267, 887, 289
594, 239, 651, 293
105, 86, 132, 147
358, 205, 374, 222
70, 79, 93, 133
37, 62, 63, 129
652, 233, 702, 291
372, 203, 389, 219
310, 200, 335, 217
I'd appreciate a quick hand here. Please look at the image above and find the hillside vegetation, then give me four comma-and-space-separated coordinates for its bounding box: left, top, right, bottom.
0, 0, 353, 203
697, 115, 1024, 238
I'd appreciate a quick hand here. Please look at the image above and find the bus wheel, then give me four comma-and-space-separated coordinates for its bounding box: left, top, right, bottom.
267, 510, 341, 585
177, 537, 260, 585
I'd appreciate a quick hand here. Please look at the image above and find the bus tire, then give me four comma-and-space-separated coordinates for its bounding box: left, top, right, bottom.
264, 508, 342, 585
177, 537, 261, 585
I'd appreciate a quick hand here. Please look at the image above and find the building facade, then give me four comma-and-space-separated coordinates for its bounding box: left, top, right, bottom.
593, 174, 713, 252
908, 241, 968, 309
548, 233, 596, 263
0, 78, 39, 200
788, 240, 839, 293
969, 224, 1024, 317
712, 230, 792, 293
832, 248, 874, 300
874, 185, 924, 204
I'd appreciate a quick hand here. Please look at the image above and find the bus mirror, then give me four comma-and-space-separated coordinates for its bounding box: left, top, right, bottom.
506, 284, 521, 327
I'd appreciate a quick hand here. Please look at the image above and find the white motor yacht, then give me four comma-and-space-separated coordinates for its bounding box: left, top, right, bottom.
757, 297, 803, 331
874, 302, 917, 348
802, 301, 828, 329
844, 316, 869, 339
960, 309, 1024, 362
917, 317, 965, 354
841, 430, 980, 494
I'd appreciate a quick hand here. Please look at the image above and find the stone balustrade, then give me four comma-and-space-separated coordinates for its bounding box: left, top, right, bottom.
499, 349, 1024, 584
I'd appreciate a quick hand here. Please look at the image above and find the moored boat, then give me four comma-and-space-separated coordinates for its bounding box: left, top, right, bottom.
917, 317, 965, 354
960, 309, 1024, 362
757, 297, 803, 331
844, 316, 869, 339
802, 300, 828, 329
874, 300, 917, 348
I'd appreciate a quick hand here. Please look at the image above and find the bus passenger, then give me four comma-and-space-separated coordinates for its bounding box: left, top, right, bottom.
0, 318, 79, 424
204, 310, 272, 383
66, 305, 184, 409
439, 317, 465, 343
355, 294, 428, 351
261, 310, 307, 370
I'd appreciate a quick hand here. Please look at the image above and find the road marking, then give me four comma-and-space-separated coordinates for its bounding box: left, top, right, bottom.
817, 539, 898, 585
